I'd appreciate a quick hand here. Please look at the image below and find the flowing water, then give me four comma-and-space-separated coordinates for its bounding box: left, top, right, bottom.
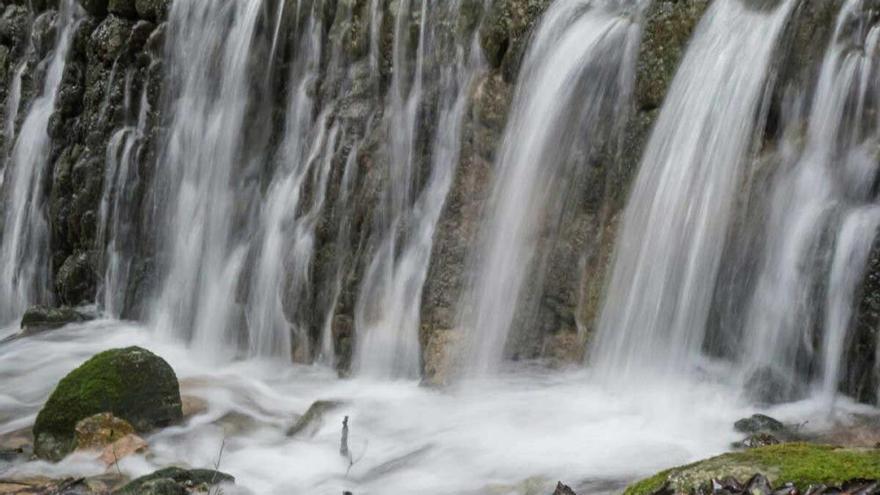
741, 0, 880, 402
150, 0, 264, 354
3, 0, 880, 493
0, 1, 81, 324
458, 0, 643, 375
354, 0, 485, 378
593, 0, 797, 382
4, 320, 868, 495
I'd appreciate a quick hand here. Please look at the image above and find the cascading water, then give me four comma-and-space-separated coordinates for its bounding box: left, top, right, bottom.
353, 0, 486, 378
739, 0, 880, 402
0, 1, 80, 324
150, 0, 264, 354
593, 0, 796, 382
458, 0, 643, 375
96, 74, 150, 318
0, 61, 27, 188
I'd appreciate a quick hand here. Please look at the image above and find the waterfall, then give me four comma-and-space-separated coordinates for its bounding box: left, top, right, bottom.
97, 74, 150, 318
593, 0, 796, 381
458, 0, 643, 375
150, 0, 264, 354
1, 61, 27, 188
0, 1, 81, 324
739, 0, 880, 402
353, 0, 487, 379
246, 3, 326, 361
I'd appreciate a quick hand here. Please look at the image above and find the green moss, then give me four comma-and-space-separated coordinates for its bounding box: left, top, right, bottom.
33, 346, 182, 461
624, 444, 880, 495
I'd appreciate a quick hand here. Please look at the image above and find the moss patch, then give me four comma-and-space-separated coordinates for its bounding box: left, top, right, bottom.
33, 346, 182, 461
624, 444, 880, 495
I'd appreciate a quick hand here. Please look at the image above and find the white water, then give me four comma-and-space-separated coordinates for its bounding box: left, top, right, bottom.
5, 320, 868, 495
151, 0, 263, 354
593, 0, 796, 381
459, 0, 643, 375
741, 0, 880, 401
354, 0, 485, 379
97, 73, 150, 318
0, 1, 80, 324
0, 61, 27, 189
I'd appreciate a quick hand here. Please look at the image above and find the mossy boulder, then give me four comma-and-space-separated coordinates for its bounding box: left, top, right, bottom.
624, 444, 880, 495
114, 467, 234, 495
33, 347, 182, 461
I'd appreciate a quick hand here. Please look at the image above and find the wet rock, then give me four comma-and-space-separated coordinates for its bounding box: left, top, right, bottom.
89, 15, 134, 64
636, 0, 710, 111
733, 433, 782, 450
31, 9, 58, 56
332, 314, 354, 376
479, 0, 553, 80
734, 414, 785, 434
421, 329, 463, 387
19, 304, 93, 331
287, 400, 344, 438
108, 0, 138, 19
33, 346, 182, 461
114, 467, 234, 495
55, 252, 98, 306
97, 433, 147, 466
74, 412, 135, 451
134, 0, 169, 22
180, 395, 208, 420
0, 5, 31, 49
81, 0, 109, 17
554, 481, 578, 495
744, 367, 806, 405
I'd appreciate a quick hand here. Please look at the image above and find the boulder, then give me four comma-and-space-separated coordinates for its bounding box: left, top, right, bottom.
33, 346, 182, 461
734, 414, 785, 434
623, 444, 880, 495
114, 467, 234, 495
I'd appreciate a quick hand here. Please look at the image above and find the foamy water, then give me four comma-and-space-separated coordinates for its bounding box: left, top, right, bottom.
0, 321, 870, 494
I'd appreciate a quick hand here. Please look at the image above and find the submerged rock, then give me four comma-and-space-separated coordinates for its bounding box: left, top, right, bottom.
286, 400, 344, 438
33, 346, 182, 461
623, 443, 880, 495
114, 467, 234, 495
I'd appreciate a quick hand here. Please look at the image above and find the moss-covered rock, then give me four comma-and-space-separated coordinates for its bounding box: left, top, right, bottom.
33, 346, 182, 461
114, 467, 234, 495
624, 444, 880, 495
134, 0, 169, 22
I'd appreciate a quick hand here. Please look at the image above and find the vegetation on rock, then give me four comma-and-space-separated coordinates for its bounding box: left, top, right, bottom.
32, 346, 182, 461
624, 443, 880, 495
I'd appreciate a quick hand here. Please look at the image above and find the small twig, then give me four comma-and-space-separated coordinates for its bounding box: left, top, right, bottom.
111, 428, 121, 476
208, 437, 227, 495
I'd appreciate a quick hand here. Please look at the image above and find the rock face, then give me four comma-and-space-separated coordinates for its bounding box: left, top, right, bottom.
32, 346, 182, 461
